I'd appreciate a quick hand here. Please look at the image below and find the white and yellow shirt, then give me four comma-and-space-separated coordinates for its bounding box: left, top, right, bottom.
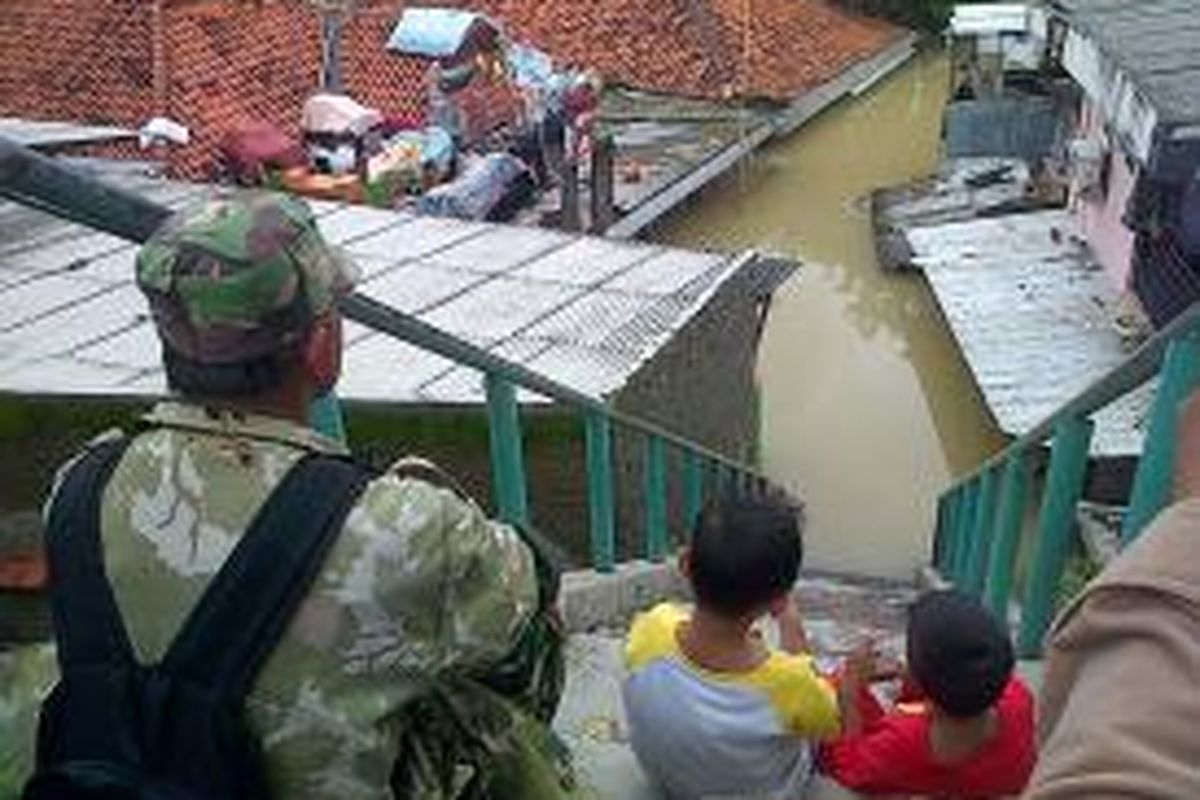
623, 604, 840, 800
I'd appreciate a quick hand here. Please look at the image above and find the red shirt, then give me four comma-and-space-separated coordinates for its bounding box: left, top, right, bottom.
820, 678, 1035, 799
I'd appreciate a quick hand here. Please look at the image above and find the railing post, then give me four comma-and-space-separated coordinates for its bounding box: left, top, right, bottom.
585, 411, 616, 572
984, 450, 1030, 618
1018, 417, 1094, 657
1122, 333, 1200, 544
683, 449, 704, 535
645, 435, 668, 561
308, 391, 347, 443
952, 481, 979, 584
713, 461, 728, 498
964, 467, 1000, 595
484, 374, 529, 527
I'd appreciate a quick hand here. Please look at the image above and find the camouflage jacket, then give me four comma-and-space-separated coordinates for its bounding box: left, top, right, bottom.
6, 401, 550, 800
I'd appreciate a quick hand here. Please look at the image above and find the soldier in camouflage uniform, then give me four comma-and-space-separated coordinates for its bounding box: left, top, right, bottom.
0, 193, 573, 799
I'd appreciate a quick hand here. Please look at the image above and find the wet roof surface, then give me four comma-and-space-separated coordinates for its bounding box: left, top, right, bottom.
0, 175, 745, 405
909, 210, 1151, 456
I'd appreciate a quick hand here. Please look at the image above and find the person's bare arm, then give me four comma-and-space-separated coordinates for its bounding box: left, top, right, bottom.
771, 595, 811, 655
837, 640, 875, 736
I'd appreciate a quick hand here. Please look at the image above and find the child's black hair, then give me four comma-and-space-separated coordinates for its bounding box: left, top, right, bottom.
688, 494, 803, 617
906, 589, 1015, 718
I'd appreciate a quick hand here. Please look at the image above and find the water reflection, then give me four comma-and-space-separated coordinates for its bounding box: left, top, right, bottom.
655, 52, 1006, 578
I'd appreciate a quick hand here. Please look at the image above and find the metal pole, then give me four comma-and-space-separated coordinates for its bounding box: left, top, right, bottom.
683, 449, 704, 536
1122, 332, 1200, 543
485, 374, 530, 527
1018, 417, 1093, 657
984, 450, 1030, 617
645, 435, 668, 560
586, 411, 616, 572
964, 466, 1000, 595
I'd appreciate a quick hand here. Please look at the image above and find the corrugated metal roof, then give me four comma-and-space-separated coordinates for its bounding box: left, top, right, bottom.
1058, 0, 1200, 127
909, 210, 1151, 456
0, 177, 748, 405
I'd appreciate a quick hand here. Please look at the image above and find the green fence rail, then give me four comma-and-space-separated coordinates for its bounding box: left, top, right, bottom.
934, 301, 1200, 657
0, 137, 773, 573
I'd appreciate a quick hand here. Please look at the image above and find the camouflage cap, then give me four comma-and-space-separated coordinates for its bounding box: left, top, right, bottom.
136, 192, 359, 365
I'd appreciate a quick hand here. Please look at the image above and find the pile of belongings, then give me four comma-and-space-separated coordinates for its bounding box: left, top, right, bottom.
301, 93, 386, 177
417, 152, 535, 222
366, 126, 456, 196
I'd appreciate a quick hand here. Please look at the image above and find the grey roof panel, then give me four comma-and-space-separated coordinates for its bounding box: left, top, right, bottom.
317, 206, 414, 245
423, 225, 575, 274
347, 215, 488, 261
909, 209, 1148, 455
360, 262, 489, 314
1059, 0, 1200, 125
604, 250, 723, 296
421, 276, 583, 340
511, 238, 658, 285
0, 177, 753, 405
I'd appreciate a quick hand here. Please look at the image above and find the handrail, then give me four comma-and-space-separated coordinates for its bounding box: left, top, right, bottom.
935, 295, 1200, 658
1, 136, 773, 572
959, 300, 1200, 482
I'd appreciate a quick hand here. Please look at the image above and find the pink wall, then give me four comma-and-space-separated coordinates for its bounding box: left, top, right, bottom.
1072, 101, 1137, 291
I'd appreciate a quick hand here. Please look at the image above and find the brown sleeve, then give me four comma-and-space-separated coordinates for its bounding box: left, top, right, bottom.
1025, 500, 1200, 799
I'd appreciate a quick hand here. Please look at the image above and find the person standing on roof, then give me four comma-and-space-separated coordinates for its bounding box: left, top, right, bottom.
10, 193, 574, 800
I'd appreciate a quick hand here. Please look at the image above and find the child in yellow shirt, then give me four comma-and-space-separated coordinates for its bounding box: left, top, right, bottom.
624, 495, 840, 799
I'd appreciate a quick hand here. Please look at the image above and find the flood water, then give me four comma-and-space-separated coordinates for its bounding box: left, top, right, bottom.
655, 52, 1006, 579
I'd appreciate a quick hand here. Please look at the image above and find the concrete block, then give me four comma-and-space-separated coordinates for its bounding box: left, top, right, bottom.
559, 561, 689, 633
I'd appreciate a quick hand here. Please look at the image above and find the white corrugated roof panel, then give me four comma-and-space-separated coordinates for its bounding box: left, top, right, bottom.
348, 215, 487, 261
0, 277, 122, 332
0, 178, 755, 404
523, 291, 655, 349
360, 262, 486, 313
316, 206, 413, 245
339, 334, 459, 402
0, 286, 147, 374
512, 238, 657, 285
909, 210, 1148, 455
420, 276, 583, 340
603, 250, 724, 296
71, 322, 164, 371
423, 226, 575, 274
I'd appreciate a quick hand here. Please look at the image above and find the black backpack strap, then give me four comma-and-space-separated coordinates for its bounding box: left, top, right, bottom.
43, 437, 136, 671
160, 453, 374, 701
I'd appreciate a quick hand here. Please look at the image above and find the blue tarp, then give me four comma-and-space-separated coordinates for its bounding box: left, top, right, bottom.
386, 8, 491, 58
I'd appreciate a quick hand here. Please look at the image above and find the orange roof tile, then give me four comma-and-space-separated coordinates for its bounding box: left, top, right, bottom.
0, 0, 904, 178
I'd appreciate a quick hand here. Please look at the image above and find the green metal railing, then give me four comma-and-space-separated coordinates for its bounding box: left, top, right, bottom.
934, 301, 1200, 657
0, 137, 773, 572
340, 291, 772, 570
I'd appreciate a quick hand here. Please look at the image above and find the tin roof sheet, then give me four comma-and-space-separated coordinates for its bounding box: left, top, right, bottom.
0, 177, 748, 405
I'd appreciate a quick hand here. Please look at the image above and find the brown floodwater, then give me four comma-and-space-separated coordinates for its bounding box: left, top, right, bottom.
655, 52, 1007, 579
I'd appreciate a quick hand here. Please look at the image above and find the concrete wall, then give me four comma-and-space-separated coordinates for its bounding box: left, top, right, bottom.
610, 265, 763, 558
1072, 100, 1137, 292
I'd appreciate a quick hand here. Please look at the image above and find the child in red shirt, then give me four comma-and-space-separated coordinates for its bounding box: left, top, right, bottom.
819, 590, 1035, 798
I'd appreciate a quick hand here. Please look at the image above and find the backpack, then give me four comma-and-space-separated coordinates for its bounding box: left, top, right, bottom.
23, 437, 374, 800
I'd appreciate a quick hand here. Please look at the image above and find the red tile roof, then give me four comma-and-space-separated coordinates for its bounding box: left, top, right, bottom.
0, 0, 903, 177
458, 0, 905, 101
